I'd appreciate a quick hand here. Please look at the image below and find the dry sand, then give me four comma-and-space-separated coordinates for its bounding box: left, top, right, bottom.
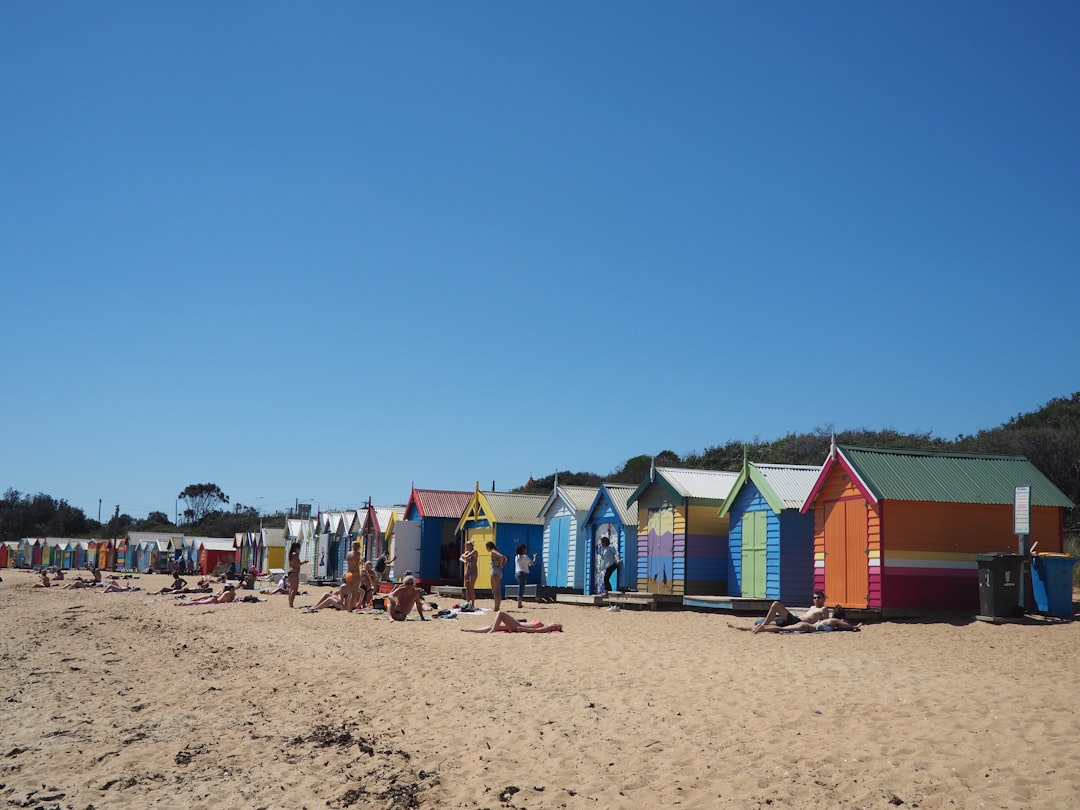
2, 571, 1078, 810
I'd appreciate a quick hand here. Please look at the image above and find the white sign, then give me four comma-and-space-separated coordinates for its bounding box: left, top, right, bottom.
1014, 486, 1031, 536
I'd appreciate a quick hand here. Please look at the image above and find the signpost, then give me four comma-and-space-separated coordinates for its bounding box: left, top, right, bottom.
1014, 486, 1031, 614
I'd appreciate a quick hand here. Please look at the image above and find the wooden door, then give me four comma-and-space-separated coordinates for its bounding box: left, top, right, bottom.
741, 511, 767, 598
646, 506, 675, 594
823, 499, 870, 607
548, 516, 569, 588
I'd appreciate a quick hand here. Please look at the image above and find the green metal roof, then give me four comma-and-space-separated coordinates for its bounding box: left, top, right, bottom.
838, 445, 1074, 507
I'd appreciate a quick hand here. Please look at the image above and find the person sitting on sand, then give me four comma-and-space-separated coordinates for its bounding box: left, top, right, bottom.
175, 585, 236, 606
461, 611, 562, 633
385, 576, 427, 622
90, 566, 102, 584
155, 574, 189, 595
260, 575, 290, 595
303, 583, 350, 612
34, 571, 51, 588
747, 590, 831, 634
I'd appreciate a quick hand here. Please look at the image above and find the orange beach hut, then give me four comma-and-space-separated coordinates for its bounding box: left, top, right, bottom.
801, 444, 1074, 612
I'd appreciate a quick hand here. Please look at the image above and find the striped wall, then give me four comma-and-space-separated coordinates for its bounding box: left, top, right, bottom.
879, 501, 1064, 609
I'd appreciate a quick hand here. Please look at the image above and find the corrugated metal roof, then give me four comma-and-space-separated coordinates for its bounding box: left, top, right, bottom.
543, 485, 601, 517
657, 467, 740, 500
414, 489, 474, 519
840, 445, 1075, 507
262, 527, 286, 547
600, 483, 637, 526
753, 463, 822, 509
482, 491, 548, 525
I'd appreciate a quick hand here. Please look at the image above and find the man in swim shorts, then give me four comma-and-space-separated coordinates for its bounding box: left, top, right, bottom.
385, 576, 427, 622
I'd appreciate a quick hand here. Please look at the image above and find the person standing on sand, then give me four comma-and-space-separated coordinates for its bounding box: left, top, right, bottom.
514, 544, 536, 609
287, 542, 307, 609
344, 541, 363, 611
486, 541, 508, 612
460, 541, 478, 607
598, 536, 619, 595
359, 560, 377, 609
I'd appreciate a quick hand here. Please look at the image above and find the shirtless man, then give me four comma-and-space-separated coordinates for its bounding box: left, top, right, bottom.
155, 574, 189, 595
343, 542, 363, 611
747, 590, 830, 634
385, 576, 427, 622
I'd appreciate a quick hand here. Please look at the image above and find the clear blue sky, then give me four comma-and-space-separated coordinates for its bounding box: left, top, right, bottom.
3, 2, 1077, 521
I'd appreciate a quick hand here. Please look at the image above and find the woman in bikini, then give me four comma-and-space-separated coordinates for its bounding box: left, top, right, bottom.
358, 561, 376, 609
461, 611, 562, 634
486, 541, 508, 611
460, 541, 478, 607
287, 542, 306, 609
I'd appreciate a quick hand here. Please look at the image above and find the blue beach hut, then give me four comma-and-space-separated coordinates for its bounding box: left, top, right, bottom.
581, 483, 638, 595
538, 483, 599, 592
717, 461, 820, 603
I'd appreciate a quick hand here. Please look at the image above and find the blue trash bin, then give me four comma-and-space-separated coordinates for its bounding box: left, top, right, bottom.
1030, 555, 1077, 619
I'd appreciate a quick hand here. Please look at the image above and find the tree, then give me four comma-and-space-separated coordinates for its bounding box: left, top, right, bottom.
177, 483, 230, 523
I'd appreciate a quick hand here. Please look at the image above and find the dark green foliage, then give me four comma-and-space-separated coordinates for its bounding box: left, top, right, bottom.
518, 392, 1080, 537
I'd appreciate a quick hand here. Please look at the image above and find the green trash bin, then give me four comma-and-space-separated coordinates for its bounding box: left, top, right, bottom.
1030, 555, 1077, 619
975, 553, 1025, 619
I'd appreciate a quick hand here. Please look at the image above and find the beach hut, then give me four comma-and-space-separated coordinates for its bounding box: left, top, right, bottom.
716, 461, 820, 603
538, 483, 599, 592
401, 487, 473, 585
581, 484, 638, 595
456, 485, 548, 592
360, 501, 406, 577
97, 538, 116, 570
286, 517, 317, 581
126, 532, 183, 572
16, 538, 35, 568
801, 444, 1075, 612
198, 538, 236, 576
0, 541, 12, 568
262, 527, 286, 572
627, 465, 739, 598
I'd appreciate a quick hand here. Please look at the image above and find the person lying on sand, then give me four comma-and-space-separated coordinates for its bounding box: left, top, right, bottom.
101, 582, 142, 593
730, 601, 861, 634
461, 611, 562, 633
385, 576, 427, 622
175, 585, 236, 605
60, 579, 93, 589
747, 591, 830, 634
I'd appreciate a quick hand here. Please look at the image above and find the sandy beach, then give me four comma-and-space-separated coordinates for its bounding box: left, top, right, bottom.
2, 571, 1078, 810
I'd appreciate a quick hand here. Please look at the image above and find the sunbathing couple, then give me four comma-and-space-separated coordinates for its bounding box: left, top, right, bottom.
730, 591, 861, 634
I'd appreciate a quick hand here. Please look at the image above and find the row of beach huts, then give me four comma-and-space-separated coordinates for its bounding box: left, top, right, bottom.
8, 444, 1074, 615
